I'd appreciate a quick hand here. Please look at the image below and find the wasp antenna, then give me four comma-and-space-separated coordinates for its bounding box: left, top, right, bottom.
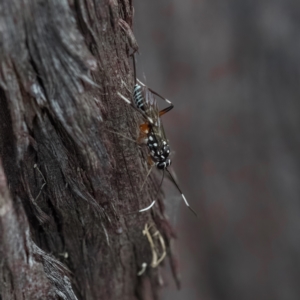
139, 200, 156, 212
159, 168, 165, 190
166, 169, 197, 217
132, 55, 137, 85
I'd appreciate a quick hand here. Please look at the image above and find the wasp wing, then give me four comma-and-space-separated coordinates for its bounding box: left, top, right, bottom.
143, 87, 169, 144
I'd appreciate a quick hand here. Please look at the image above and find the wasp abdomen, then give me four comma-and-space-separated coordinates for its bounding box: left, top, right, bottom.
133, 84, 145, 111
156, 159, 171, 169
147, 135, 171, 168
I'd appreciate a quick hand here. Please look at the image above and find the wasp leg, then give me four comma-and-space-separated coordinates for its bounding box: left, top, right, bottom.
138, 155, 156, 211
139, 200, 156, 213
139, 168, 165, 213
140, 158, 155, 192
166, 169, 198, 218
104, 121, 150, 146
104, 128, 137, 144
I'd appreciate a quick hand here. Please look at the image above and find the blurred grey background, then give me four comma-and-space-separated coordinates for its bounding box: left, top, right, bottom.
134, 1, 300, 299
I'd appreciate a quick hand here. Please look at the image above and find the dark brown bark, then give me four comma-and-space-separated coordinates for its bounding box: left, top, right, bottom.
0, 1, 177, 299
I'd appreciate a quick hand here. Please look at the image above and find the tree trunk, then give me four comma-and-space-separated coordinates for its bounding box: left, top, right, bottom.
0, 1, 177, 299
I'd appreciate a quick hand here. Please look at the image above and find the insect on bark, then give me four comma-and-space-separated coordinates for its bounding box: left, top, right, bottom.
118, 56, 197, 217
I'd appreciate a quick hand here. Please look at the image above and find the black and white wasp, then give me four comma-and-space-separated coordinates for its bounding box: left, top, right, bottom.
118, 57, 197, 216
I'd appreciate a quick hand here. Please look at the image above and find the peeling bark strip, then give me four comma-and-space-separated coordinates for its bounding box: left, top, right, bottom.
0, 1, 177, 300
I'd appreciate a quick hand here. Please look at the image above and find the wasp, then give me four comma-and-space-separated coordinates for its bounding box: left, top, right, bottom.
118, 57, 197, 217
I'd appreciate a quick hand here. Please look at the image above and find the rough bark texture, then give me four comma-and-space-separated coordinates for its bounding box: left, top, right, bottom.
0, 1, 176, 299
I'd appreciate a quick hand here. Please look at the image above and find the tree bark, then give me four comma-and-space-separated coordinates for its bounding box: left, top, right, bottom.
0, 1, 177, 299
